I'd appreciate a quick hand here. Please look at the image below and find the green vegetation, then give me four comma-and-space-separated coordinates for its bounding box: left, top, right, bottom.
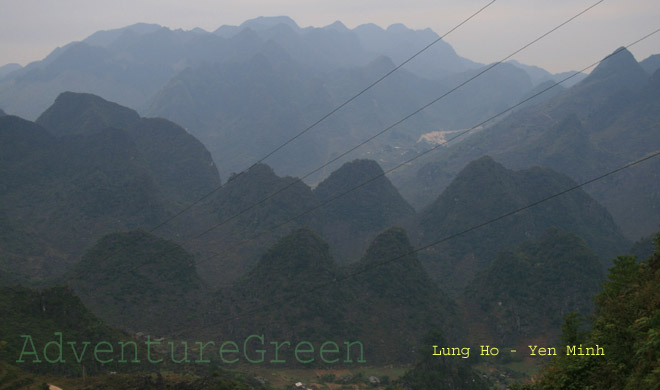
213, 163, 321, 238
314, 159, 414, 233
205, 227, 459, 365
405, 48, 660, 242
67, 230, 205, 335
0, 362, 37, 390
0, 93, 220, 281
417, 155, 628, 294
2, 18, 659, 390
518, 234, 660, 389
465, 228, 603, 345
314, 159, 415, 263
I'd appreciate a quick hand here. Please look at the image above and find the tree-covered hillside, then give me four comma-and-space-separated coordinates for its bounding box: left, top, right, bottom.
519, 234, 660, 389
464, 228, 603, 346
415, 155, 628, 294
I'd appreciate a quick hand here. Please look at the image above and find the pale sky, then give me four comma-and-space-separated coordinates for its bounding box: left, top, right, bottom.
1, 0, 659, 73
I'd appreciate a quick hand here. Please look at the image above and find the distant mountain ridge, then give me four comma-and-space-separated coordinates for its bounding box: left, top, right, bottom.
0, 16, 585, 182
399, 47, 660, 241
641, 53, 660, 74
0, 17, 479, 119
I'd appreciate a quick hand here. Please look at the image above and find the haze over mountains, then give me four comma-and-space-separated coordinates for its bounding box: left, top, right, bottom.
1, 14, 659, 388
1, 16, 587, 182
397, 46, 660, 241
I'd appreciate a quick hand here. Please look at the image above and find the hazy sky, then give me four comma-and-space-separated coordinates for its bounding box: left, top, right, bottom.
1, 0, 658, 73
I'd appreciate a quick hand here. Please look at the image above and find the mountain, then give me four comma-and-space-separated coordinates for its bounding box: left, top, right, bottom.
508, 59, 555, 86
146, 42, 539, 180
499, 113, 612, 182
314, 159, 415, 262
348, 228, 459, 362
641, 53, 660, 75
187, 158, 412, 285
200, 228, 459, 364
0, 114, 161, 280
36, 91, 221, 203
36, 91, 140, 136
353, 22, 480, 79
575, 47, 647, 100
82, 22, 162, 47
67, 230, 205, 335
552, 70, 588, 86
145, 47, 340, 178
0, 93, 220, 281
415, 156, 629, 293
181, 163, 323, 286
0, 17, 542, 183
215, 16, 300, 37
398, 47, 660, 241
214, 16, 480, 78
0, 24, 274, 119
0, 17, 477, 120
0, 63, 21, 80
464, 228, 603, 345
217, 16, 372, 71
501, 60, 587, 88
432, 61, 534, 128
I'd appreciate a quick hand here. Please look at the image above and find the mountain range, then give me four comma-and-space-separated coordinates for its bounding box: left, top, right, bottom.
396, 47, 660, 241
1, 15, 659, 388
0, 16, 588, 182
0, 88, 639, 349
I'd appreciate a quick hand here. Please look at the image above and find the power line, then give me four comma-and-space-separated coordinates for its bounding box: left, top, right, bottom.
120, 0, 611, 284
186, 0, 603, 241
113, 0, 606, 285
188, 18, 651, 279
172, 149, 660, 337
162, 27, 660, 335
72, 1, 497, 280
146, 0, 498, 234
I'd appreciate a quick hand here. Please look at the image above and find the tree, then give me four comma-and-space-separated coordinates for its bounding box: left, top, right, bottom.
524, 234, 660, 389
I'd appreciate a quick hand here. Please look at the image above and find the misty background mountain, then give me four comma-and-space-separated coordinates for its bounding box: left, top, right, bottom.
1, 15, 659, 388
0, 17, 587, 182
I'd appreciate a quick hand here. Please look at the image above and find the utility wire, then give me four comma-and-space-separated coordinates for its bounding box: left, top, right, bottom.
188, 15, 649, 279
186, 0, 603, 241
164, 27, 660, 335
173, 149, 660, 337
73, 1, 497, 280
119, 0, 610, 281
147, 0, 498, 234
